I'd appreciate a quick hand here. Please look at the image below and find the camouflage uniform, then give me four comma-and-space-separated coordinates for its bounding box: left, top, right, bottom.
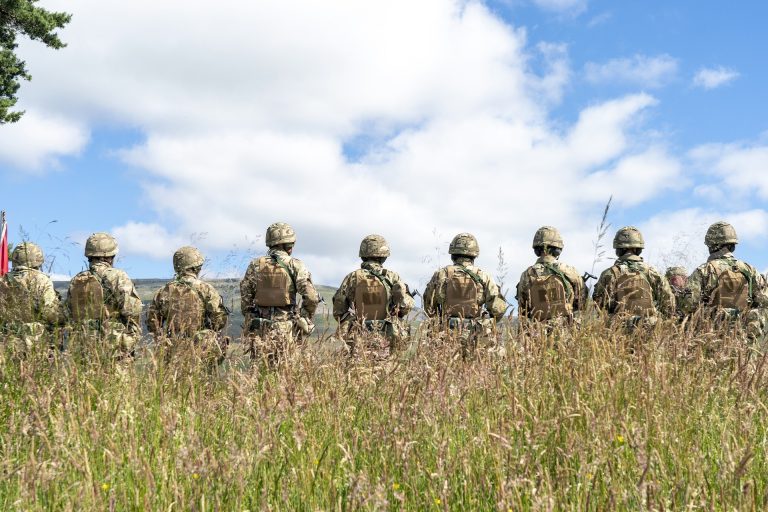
66, 233, 143, 357
332, 235, 415, 357
516, 227, 587, 327
423, 233, 508, 358
240, 222, 319, 363
148, 246, 229, 364
593, 227, 675, 326
0, 242, 62, 353
665, 266, 688, 320
680, 222, 768, 340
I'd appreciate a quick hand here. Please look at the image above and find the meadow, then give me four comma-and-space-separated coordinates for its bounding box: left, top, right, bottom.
1, 315, 767, 510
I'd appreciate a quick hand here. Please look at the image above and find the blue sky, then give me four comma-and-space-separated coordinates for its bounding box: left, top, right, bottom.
1, 0, 767, 293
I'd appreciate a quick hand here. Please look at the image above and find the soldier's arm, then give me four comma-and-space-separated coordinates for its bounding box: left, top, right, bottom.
388, 271, 415, 317
201, 282, 228, 332
651, 270, 676, 318
515, 271, 528, 315
35, 275, 62, 326
112, 270, 143, 326
749, 265, 768, 308
240, 262, 257, 316
332, 273, 354, 321
482, 273, 509, 321
422, 271, 441, 317
293, 261, 319, 318
146, 289, 164, 334
679, 268, 704, 315
565, 267, 588, 311
592, 271, 611, 311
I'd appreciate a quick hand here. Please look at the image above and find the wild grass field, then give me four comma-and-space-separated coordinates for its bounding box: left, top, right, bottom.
1, 316, 767, 510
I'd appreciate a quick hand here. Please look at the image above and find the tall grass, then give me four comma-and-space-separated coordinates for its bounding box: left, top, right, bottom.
1, 318, 767, 510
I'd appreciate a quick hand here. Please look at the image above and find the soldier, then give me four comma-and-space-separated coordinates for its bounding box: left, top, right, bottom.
423, 233, 508, 359
516, 226, 587, 326
332, 234, 415, 357
66, 232, 143, 358
240, 222, 319, 364
593, 226, 675, 327
680, 222, 768, 340
147, 246, 229, 365
665, 266, 688, 320
0, 242, 62, 353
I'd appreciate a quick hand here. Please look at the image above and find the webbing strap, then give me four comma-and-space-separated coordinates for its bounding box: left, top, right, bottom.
542, 263, 573, 300
271, 254, 297, 291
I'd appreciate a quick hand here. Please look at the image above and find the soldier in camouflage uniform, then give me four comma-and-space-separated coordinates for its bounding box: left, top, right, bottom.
593, 227, 675, 327
665, 266, 688, 321
148, 246, 229, 365
516, 226, 587, 327
423, 233, 508, 359
0, 242, 62, 354
240, 222, 319, 364
65, 233, 143, 358
680, 222, 768, 341
332, 234, 415, 357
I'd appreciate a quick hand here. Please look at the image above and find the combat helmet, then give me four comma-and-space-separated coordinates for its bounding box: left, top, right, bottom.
665, 266, 687, 279
173, 246, 205, 273
11, 242, 44, 268
85, 232, 118, 258
449, 233, 480, 258
613, 226, 645, 249
359, 234, 390, 259
532, 226, 564, 249
704, 221, 738, 248
266, 222, 296, 248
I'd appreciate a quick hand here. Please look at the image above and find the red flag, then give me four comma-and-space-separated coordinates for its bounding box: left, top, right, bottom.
1, 212, 8, 276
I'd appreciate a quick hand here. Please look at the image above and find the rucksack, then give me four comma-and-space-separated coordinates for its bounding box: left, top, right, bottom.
165, 281, 205, 336
353, 269, 389, 321
613, 264, 655, 316
68, 271, 108, 322
710, 264, 751, 310
254, 255, 294, 307
527, 265, 572, 321
0, 274, 36, 323
444, 266, 481, 318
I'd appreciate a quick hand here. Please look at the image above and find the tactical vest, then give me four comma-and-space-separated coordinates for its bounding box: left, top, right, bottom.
612, 263, 655, 317
68, 271, 110, 322
527, 265, 572, 321
165, 281, 205, 337
353, 269, 389, 321
254, 255, 294, 307
710, 262, 751, 311
0, 275, 37, 324
444, 266, 481, 318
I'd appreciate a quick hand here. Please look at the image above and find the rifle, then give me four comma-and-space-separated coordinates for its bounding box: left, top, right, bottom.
582, 272, 598, 283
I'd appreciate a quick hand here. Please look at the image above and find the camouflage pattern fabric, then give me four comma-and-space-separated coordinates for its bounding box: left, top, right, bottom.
0, 265, 62, 353
593, 254, 675, 324
332, 261, 415, 356
516, 254, 587, 323
147, 271, 229, 364
423, 257, 508, 358
680, 249, 768, 340
665, 266, 688, 320
240, 248, 319, 363
66, 261, 142, 356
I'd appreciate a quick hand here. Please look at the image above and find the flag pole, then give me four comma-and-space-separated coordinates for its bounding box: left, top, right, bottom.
1, 210, 8, 276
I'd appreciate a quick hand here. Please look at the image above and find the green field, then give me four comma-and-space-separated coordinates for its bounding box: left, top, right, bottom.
1, 317, 767, 510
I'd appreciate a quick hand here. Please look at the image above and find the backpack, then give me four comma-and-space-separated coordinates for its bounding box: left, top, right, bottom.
444, 266, 481, 318
710, 264, 750, 310
613, 264, 655, 316
68, 271, 108, 322
165, 281, 205, 336
254, 255, 294, 307
527, 265, 572, 321
0, 274, 36, 323
353, 269, 389, 321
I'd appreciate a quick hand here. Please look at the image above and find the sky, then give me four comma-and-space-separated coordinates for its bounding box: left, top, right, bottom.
2, 0, 768, 301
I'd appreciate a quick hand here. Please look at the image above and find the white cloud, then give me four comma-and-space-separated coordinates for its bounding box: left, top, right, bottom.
0, 110, 89, 171
111, 222, 187, 259
584, 54, 678, 88
13, 0, 697, 286
689, 142, 768, 199
693, 66, 739, 89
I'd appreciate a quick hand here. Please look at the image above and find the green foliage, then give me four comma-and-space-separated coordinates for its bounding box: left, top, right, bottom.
1, 321, 768, 509
0, 0, 71, 124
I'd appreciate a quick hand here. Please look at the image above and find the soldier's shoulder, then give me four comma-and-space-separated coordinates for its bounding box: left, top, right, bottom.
382, 268, 402, 281
103, 266, 133, 281
554, 261, 580, 276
